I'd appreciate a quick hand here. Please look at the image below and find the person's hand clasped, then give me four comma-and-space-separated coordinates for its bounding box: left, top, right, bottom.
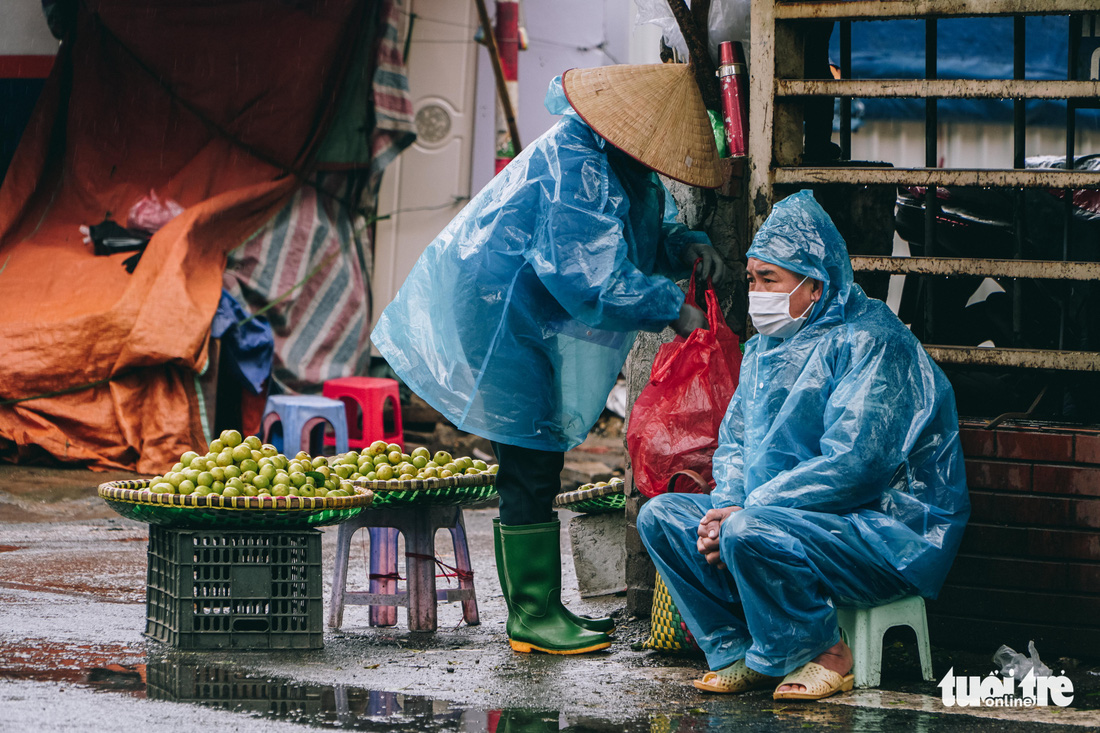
682, 243, 727, 285
671, 303, 707, 338
696, 506, 741, 568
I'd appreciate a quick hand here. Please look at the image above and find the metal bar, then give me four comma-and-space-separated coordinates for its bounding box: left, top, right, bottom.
849, 256, 1100, 281
775, 1, 1095, 22
923, 346, 1100, 372
924, 18, 938, 342
774, 166, 1100, 187
839, 20, 851, 159
1012, 16, 1025, 347
775, 78, 1100, 99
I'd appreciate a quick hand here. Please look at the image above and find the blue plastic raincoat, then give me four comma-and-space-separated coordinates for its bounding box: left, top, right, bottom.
372, 77, 711, 451
639, 191, 969, 676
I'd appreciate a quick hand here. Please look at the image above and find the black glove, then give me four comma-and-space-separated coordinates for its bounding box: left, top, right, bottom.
681, 242, 728, 285
671, 303, 707, 338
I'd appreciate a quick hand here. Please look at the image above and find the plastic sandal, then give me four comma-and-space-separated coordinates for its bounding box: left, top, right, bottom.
692, 659, 779, 694
772, 661, 855, 700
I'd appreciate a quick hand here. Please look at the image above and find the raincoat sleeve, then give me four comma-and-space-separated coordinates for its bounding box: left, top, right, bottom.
657, 186, 710, 280
525, 142, 686, 333
709, 387, 747, 508
743, 334, 930, 514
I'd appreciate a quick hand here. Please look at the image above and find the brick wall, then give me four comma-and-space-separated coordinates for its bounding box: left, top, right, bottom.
928, 421, 1100, 659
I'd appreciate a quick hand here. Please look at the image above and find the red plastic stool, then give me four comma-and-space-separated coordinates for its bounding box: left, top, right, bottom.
322, 377, 403, 451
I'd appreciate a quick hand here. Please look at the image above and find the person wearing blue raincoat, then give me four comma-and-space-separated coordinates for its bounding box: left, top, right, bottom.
372, 63, 727, 655
639, 190, 970, 700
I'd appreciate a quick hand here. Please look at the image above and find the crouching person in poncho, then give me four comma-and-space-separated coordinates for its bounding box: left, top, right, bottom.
639, 191, 970, 699
372, 64, 729, 654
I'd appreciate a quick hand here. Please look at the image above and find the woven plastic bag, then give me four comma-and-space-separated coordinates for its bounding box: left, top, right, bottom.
640, 572, 701, 654
627, 272, 741, 498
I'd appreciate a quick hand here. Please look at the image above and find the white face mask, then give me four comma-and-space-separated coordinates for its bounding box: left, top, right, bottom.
748, 275, 815, 339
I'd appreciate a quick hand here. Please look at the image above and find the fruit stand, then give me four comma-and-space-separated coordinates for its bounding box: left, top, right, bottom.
98, 429, 498, 649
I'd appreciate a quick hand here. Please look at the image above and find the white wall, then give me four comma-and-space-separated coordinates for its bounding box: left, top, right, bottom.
1, 0, 58, 54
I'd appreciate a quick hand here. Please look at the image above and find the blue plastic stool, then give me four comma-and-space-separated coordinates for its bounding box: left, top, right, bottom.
837, 595, 935, 689
261, 395, 349, 456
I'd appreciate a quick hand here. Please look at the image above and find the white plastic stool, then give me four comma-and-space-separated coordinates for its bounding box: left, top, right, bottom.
837, 595, 934, 689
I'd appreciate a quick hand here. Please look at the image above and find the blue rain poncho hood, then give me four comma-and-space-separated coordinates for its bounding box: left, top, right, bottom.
371, 77, 711, 451
713, 191, 970, 595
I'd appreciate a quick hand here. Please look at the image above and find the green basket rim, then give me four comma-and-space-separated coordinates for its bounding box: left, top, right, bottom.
97, 479, 373, 513
554, 478, 626, 508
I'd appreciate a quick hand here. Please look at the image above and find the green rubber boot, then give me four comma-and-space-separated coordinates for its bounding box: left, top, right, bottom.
498, 520, 612, 654
493, 518, 615, 635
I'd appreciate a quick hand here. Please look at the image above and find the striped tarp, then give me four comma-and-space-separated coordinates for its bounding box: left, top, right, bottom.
223, 0, 415, 394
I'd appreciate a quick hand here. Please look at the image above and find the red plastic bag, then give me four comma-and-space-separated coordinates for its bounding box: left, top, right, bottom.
627, 270, 741, 498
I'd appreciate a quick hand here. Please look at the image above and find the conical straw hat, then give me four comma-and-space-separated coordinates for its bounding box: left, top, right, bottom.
562, 63, 724, 189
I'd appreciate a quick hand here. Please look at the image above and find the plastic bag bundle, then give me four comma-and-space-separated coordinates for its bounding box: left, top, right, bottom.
634, 0, 751, 66
127, 189, 185, 234
993, 640, 1053, 679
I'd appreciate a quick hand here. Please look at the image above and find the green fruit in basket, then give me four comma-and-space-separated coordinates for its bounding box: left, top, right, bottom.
307, 456, 323, 469
288, 487, 301, 497
209, 439, 225, 454
180, 450, 199, 465
289, 472, 307, 487
411, 446, 431, 460
245, 435, 263, 451
181, 468, 199, 482
223, 464, 241, 479
178, 479, 196, 494
370, 454, 388, 468
196, 471, 214, 487
385, 450, 402, 464
293, 450, 309, 461
261, 444, 278, 458
422, 467, 439, 479
209, 466, 226, 482
329, 489, 350, 497
433, 451, 453, 466
375, 464, 394, 481
271, 485, 290, 497
152, 482, 174, 494
488, 464, 499, 475
252, 474, 270, 490
222, 486, 242, 498
365, 471, 377, 481
193, 486, 213, 497
258, 463, 276, 480
231, 444, 251, 462
342, 452, 359, 465
472, 459, 488, 471
239, 458, 258, 473
385, 442, 400, 453
442, 463, 458, 474
465, 468, 481, 475
171, 462, 184, 473
304, 475, 316, 486
440, 469, 454, 479
249, 449, 262, 462
244, 484, 261, 497
210, 481, 225, 494
287, 460, 303, 473
225, 476, 244, 490
222, 429, 243, 448
367, 440, 386, 455
412, 455, 428, 469
165, 473, 182, 488
455, 457, 473, 471
240, 470, 257, 484
216, 450, 233, 467
274, 471, 289, 486
273, 455, 288, 470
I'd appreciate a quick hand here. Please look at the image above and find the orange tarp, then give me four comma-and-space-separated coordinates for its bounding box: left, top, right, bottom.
0, 1, 365, 472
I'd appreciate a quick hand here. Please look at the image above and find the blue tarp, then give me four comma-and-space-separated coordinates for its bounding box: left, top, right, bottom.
831, 15, 1100, 128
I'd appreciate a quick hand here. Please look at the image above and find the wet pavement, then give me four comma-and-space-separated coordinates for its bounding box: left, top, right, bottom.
2, 465, 1099, 732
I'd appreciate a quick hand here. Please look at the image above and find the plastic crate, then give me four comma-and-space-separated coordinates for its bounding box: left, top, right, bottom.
145, 525, 323, 650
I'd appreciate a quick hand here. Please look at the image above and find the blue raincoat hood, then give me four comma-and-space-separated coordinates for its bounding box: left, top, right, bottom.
713, 191, 970, 596
371, 76, 711, 451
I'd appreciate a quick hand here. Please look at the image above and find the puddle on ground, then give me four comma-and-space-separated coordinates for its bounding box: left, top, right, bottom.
0, 653, 1062, 732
